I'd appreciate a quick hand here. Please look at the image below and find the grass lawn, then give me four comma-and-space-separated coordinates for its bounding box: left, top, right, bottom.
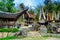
43, 35, 60, 38
0, 36, 60, 40
18, 36, 49, 40
0, 36, 49, 40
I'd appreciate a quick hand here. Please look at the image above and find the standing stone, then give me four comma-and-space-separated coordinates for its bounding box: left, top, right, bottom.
20, 27, 28, 37
28, 24, 34, 31
39, 25, 47, 33
50, 23, 57, 33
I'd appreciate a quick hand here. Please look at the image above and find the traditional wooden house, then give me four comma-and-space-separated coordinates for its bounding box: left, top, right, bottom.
24, 11, 36, 25
0, 9, 28, 28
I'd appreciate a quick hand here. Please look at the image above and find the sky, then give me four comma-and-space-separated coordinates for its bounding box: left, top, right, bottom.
14, 0, 59, 9
14, 0, 45, 9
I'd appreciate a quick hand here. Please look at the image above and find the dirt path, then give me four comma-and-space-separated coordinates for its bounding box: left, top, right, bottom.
46, 38, 60, 40
27, 31, 60, 40
27, 31, 41, 37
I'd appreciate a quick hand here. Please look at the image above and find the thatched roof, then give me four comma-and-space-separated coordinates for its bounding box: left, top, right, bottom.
0, 9, 28, 21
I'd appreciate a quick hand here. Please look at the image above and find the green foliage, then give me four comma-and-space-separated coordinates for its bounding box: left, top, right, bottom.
35, 6, 40, 21
52, 4, 57, 12
36, 13, 40, 21
54, 1, 60, 11
0, 28, 19, 32
20, 3, 25, 10
6, 0, 15, 12
44, 0, 53, 13
44, 0, 60, 13
44, 0, 52, 5
11, 28, 19, 32
28, 9, 34, 14
0, 0, 16, 13
0, 36, 48, 40
0, 1, 6, 11
10, 7, 17, 13
3, 28, 11, 32
0, 28, 11, 32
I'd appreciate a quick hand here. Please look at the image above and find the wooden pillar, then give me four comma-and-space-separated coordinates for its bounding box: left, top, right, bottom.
6, 20, 9, 28
47, 12, 50, 21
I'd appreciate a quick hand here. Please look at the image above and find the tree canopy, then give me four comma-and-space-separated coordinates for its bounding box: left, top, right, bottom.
0, 0, 16, 13
44, 0, 53, 13
44, 0, 60, 13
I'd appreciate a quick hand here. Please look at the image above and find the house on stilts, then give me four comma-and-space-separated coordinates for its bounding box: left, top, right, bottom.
0, 9, 28, 28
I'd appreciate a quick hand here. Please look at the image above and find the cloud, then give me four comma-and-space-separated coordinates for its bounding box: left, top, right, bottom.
23, 0, 34, 7
14, 0, 45, 9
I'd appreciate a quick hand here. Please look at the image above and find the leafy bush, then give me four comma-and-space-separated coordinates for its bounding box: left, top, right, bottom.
0, 28, 19, 32
0, 28, 11, 32
3, 28, 11, 32
11, 28, 19, 32
0, 29, 3, 32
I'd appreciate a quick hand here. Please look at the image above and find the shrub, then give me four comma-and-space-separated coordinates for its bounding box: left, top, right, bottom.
0, 28, 19, 32
11, 28, 19, 33
2, 28, 11, 32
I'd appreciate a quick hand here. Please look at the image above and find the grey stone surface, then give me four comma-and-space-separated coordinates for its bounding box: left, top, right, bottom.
0, 32, 16, 38
20, 27, 29, 36
39, 25, 47, 33
8, 33, 15, 36
28, 24, 34, 31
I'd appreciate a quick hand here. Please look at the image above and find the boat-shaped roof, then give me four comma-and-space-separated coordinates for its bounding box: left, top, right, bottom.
0, 8, 28, 21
